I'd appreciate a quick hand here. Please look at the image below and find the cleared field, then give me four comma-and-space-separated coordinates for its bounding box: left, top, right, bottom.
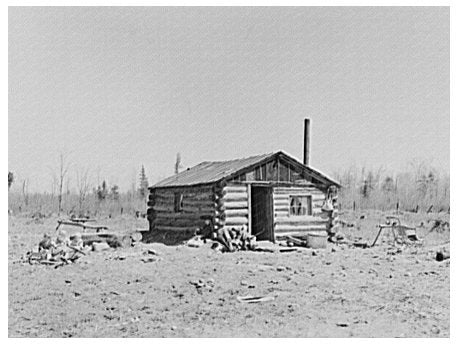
8, 211, 449, 337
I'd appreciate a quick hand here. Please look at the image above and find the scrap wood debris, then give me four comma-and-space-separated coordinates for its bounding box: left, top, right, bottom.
426, 219, 450, 234
23, 220, 143, 267
25, 230, 87, 268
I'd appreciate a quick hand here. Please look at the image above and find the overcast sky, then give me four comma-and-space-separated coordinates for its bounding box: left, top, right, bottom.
8, 6, 449, 192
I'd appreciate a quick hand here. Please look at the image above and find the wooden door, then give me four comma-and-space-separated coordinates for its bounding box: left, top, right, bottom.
251, 186, 274, 241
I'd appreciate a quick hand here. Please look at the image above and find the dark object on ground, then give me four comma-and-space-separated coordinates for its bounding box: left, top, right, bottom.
237, 295, 275, 303
78, 232, 132, 248
353, 241, 369, 249
285, 236, 307, 247
436, 251, 450, 262
427, 219, 450, 234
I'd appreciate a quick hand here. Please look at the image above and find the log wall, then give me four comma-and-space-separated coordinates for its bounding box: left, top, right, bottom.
216, 184, 249, 231
147, 185, 216, 233
272, 186, 328, 236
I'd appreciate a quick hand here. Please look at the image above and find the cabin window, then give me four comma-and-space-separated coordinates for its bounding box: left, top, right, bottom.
174, 193, 184, 212
289, 196, 312, 216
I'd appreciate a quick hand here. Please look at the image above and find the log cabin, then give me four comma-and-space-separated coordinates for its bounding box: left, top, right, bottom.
146, 119, 340, 242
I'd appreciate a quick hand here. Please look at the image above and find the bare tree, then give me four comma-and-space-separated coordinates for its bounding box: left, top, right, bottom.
57, 153, 70, 216
76, 168, 91, 215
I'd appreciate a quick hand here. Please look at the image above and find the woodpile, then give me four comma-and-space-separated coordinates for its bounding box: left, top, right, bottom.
191, 225, 257, 253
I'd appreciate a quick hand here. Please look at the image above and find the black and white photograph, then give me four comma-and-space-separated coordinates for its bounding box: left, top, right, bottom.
7, 4, 450, 338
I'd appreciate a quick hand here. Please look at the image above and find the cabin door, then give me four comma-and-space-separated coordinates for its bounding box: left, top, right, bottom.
250, 185, 274, 241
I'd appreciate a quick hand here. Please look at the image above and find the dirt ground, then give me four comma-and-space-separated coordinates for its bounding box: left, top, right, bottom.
8, 211, 450, 338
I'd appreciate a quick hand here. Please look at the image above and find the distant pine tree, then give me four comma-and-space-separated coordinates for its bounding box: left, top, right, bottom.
138, 165, 149, 199
8, 171, 14, 189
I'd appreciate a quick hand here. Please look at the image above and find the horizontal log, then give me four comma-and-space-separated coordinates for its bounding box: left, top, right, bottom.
181, 200, 214, 207
223, 193, 248, 201
150, 205, 174, 212
153, 200, 174, 208
151, 206, 215, 215
274, 224, 328, 233
154, 186, 213, 194
154, 212, 213, 220
224, 216, 249, 225
273, 187, 322, 193
223, 201, 248, 209
223, 185, 247, 194
275, 216, 328, 223
275, 209, 290, 214
274, 220, 328, 228
272, 194, 290, 200
274, 201, 290, 207
153, 217, 204, 227
275, 212, 290, 218
153, 225, 198, 233
224, 209, 249, 217
274, 204, 290, 210
222, 225, 247, 231
154, 193, 215, 202
153, 199, 214, 209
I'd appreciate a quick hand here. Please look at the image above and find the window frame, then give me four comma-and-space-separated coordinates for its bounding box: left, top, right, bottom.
174, 192, 184, 213
289, 195, 312, 216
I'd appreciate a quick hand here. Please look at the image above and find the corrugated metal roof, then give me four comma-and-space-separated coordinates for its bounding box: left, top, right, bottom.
152, 151, 340, 188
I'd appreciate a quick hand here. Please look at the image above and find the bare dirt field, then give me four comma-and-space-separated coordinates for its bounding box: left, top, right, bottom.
8, 211, 449, 338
